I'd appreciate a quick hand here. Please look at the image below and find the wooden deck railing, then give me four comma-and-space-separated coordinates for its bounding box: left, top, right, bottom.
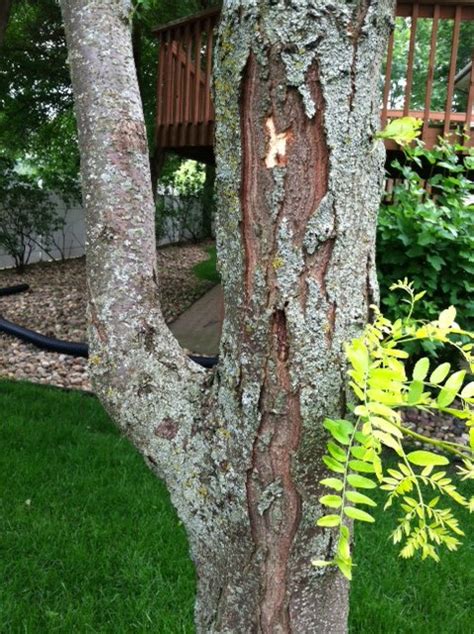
154, 8, 219, 149
383, 0, 474, 148
154, 2, 474, 151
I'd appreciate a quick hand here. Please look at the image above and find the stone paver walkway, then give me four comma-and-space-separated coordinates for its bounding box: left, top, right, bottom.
170, 284, 223, 356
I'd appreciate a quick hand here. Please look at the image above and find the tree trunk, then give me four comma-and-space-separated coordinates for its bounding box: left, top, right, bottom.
202, 163, 215, 238
0, 0, 12, 47
149, 146, 165, 202
60, 0, 394, 632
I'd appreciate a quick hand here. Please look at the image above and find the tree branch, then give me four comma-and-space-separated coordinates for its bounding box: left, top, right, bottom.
60, 0, 207, 464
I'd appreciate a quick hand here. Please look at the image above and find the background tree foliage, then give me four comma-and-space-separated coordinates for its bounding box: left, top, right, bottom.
0, 157, 64, 270
0, 0, 217, 196
387, 16, 474, 112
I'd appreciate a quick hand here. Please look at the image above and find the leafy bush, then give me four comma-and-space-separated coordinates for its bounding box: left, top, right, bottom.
155, 195, 205, 244
0, 160, 64, 270
377, 140, 473, 329
155, 157, 214, 244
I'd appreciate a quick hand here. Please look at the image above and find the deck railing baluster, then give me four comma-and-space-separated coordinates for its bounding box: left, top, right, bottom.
204, 18, 213, 126
165, 29, 173, 130
153, 3, 473, 154
193, 20, 202, 125
444, 5, 462, 136
156, 32, 165, 143
422, 4, 440, 142
404, 2, 419, 116
184, 23, 192, 124
174, 28, 183, 140
464, 51, 474, 132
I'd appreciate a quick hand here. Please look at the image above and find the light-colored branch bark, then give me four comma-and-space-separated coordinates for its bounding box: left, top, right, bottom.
60, 0, 207, 465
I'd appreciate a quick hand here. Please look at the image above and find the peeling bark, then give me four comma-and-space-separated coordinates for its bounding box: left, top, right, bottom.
61, 0, 395, 632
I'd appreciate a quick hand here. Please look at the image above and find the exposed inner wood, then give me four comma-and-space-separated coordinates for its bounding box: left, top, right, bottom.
240, 50, 332, 631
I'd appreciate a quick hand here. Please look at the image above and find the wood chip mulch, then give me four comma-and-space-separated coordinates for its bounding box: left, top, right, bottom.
0, 242, 214, 391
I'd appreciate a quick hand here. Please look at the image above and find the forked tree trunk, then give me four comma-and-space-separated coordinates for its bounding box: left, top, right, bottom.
60, 0, 394, 631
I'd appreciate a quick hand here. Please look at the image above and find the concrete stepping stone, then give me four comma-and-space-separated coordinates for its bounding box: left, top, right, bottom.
170, 284, 223, 356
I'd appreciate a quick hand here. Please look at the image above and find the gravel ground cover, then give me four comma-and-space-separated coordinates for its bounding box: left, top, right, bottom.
0, 242, 214, 391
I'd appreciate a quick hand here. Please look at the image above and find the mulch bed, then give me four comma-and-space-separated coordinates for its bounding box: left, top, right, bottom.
0, 246, 469, 448
0, 242, 214, 391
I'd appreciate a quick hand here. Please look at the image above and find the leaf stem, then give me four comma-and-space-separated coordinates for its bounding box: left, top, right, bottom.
393, 421, 469, 459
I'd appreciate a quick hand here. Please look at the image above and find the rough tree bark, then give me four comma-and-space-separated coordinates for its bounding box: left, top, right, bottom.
60, 0, 394, 631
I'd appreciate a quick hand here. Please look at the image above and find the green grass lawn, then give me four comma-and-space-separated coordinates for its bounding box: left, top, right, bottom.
1, 380, 472, 633
193, 246, 220, 284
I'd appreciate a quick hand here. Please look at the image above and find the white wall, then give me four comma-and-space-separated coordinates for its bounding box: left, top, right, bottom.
0, 191, 207, 270
0, 193, 85, 270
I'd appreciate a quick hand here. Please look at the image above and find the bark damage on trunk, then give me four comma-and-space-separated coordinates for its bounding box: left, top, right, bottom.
61, 0, 395, 632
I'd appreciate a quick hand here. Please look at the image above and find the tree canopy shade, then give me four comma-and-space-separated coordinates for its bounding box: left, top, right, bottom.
0, 0, 78, 194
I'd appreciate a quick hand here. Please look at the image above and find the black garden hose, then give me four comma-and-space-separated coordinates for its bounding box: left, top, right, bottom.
0, 284, 218, 368
0, 284, 30, 297
0, 315, 89, 358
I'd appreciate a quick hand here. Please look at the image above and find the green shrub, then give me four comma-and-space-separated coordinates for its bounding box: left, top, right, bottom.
0, 159, 64, 270
377, 140, 473, 330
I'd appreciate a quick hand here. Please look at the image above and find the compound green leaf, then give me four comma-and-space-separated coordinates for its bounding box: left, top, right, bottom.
437, 387, 457, 408
346, 490, 377, 507
376, 116, 422, 145
346, 339, 369, 373
413, 357, 430, 381
320, 477, 344, 491
317, 514, 341, 528
335, 556, 352, 580
407, 450, 449, 467
438, 306, 456, 330
384, 348, 409, 359
327, 441, 347, 462
443, 370, 466, 393
373, 430, 403, 454
312, 559, 333, 568
323, 455, 345, 474
320, 495, 342, 509
347, 474, 377, 489
370, 416, 403, 438
461, 382, 474, 399
430, 362, 451, 384
344, 506, 375, 523
367, 402, 397, 420
407, 380, 424, 404
350, 446, 368, 460
323, 419, 351, 445
348, 460, 375, 473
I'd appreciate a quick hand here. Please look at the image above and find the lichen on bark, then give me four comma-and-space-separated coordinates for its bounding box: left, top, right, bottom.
61, 0, 395, 631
